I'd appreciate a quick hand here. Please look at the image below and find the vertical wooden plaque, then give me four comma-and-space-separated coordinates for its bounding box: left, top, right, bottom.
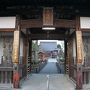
43, 7, 53, 26
76, 31, 83, 64
12, 31, 20, 63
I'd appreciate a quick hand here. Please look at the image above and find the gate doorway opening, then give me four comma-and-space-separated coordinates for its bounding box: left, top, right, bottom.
31, 40, 65, 74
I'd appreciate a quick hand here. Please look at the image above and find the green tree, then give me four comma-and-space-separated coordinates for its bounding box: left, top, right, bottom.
57, 44, 61, 49
32, 41, 39, 51
57, 44, 64, 61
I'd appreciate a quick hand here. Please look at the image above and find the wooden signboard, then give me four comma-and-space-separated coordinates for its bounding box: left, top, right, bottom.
76, 31, 83, 64
12, 31, 20, 63
43, 7, 53, 26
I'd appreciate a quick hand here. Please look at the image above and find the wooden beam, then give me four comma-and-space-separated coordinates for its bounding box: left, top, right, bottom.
21, 19, 76, 29
54, 19, 75, 28
30, 34, 66, 40
21, 19, 42, 29
0, 28, 15, 32
81, 29, 90, 32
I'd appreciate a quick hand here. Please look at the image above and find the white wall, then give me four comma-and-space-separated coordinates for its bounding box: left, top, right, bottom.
80, 17, 90, 29
0, 36, 23, 64
0, 17, 16, 28
0, 36, 13, 64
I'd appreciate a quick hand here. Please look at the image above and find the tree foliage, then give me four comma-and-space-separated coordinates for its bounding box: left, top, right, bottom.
57, 44, 61, 49
32, 41, 39, 51
57, 44, 64, 61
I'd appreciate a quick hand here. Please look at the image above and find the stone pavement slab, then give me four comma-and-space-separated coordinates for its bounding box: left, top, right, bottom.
21, 74, 47, 90
83, 84, 90, 90
49, 74, 75, 90
39, 58, 59, 74
39, 62, 59, 74
13, 74, 75, 90
1, 74, 75, 90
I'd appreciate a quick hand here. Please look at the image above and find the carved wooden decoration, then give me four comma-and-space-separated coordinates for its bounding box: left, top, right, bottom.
43, 7, 53, 26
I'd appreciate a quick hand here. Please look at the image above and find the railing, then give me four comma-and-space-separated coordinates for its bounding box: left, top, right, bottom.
56, 60, 65, 74
18, 56, 27, 79
83, 56, 90, 67
81, 57, 90, 84
70, 57, 90, 84
71, 64, 77, 81
19, 64, 27, 79
66, 64, 69, 74
0, 66, 13, 84
31, 60, 47, 73
68, 57, 77, 82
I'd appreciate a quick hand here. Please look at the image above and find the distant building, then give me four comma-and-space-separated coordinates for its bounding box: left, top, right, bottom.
39, 42, 58, 58
40, 42, 57, 51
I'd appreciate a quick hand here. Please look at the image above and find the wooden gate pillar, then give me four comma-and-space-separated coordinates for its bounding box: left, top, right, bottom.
66, 41, 69, 74
64, 40, 67, 74
28, 40, 32, 72
75, 16, 83, 90
12, 16, 20, 88
68, 38, 73, 77
23, 32, 28, 76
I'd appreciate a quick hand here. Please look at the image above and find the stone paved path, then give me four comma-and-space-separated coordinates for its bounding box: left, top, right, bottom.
19, 74, 75, 90
39, 58, 59, 74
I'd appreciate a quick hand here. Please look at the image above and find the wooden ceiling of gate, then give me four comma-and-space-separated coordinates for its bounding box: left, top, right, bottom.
0, 0, 90, 40
0, 0, 90, 18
